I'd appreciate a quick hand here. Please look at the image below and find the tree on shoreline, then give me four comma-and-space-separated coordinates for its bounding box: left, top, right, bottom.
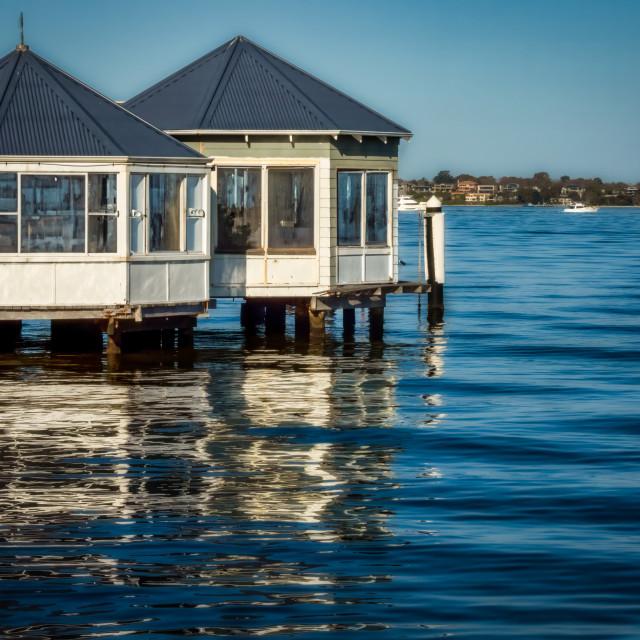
402, 171, 640, 206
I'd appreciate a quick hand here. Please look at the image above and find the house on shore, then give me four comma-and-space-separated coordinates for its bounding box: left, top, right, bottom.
0, 43, 211, 352
125, 36, 433, 334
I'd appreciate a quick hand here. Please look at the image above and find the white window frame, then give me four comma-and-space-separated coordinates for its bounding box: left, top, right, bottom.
337, 170, 392, 249
213, 162, 319, 255
0, 170, 126, 256
0, 172, 18, 254
129, 173, 206, 256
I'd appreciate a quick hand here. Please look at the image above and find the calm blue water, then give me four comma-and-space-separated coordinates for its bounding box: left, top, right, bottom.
1, 207, 639, 639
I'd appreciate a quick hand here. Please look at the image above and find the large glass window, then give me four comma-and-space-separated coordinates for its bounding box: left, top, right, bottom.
149, 173, 183, 252
0, 173, 17, 252
268, 168, 314, 249
337, 172, 362, 246
21, 175, 85, 253
130, 173, 206, 255
88, 174, 117, 253
365, 172, 388, 245
217, 168, 261, 251
338, 171, 389, 247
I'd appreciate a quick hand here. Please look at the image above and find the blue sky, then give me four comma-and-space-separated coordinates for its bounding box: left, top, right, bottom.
1, 0, 638, 182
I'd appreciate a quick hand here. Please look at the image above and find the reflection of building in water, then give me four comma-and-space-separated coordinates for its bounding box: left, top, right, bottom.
205, 348, 400, 541
0, 368, 223, 534
0, 344, 432, 590
240, 354, 334, 427
237, 351, 397, 429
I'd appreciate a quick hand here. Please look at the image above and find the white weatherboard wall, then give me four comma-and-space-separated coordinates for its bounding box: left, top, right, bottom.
0, 262, 124, 306
129, 261, 208, 304
0, 160, 210, 311
208, 150, 329, 298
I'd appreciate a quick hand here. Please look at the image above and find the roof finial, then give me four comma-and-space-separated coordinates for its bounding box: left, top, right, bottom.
16, 13, 29, 51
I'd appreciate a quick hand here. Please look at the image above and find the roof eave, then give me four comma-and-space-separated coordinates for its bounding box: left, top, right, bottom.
0, 155, 209, 165
166, 129, 413, 140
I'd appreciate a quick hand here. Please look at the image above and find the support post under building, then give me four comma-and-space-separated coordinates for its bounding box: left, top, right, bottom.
0, 321, 21, 352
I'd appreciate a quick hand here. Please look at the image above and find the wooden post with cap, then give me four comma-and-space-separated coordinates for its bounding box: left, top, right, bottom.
423, 196, 445, 319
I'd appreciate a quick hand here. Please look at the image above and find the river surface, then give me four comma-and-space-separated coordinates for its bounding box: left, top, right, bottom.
1, 207, 639, 639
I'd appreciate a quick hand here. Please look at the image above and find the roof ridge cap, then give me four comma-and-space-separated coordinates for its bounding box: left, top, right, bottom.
125, 37, 236, 109
249, 39, 410, 134
27, 52, 125, 154
28, 51, 202, 158
0, 51, 25, 131
194, 36, 241, 129
246, 42, 338, 130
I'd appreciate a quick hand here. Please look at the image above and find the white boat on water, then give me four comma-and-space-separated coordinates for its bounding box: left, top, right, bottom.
563, 202, 599, 213
397, 196, 426, 211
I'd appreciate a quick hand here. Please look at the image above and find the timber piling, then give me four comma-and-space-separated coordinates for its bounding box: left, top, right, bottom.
423, 196, 446, 322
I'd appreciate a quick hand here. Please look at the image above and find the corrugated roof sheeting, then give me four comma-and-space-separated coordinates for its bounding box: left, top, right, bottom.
0, 47, 204, 158
0, 52, 18, 101
265, 47, 408, 134
211, 49, 327, 131
125, 41, 232, 131
1, 63, 109, 155
125, 36, 411, 136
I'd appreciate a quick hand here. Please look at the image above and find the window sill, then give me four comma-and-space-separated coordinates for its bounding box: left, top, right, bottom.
215, 248, 265, 255
267, 248, 316, 256
338, 244, 390, 249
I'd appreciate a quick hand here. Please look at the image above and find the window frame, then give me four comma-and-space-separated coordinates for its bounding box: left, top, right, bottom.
216, 166, 263, 253
0, 173, 18, 253
337, 170, 392, 249
87, 173, 118, 254
19, 172, 87, 255
129, 172, 206, 256
214, 163, 318, 255
0, 171, 125, 255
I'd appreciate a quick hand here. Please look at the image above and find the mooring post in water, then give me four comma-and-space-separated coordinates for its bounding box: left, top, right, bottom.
177, 327, 194, 350
423, 196, 445, 320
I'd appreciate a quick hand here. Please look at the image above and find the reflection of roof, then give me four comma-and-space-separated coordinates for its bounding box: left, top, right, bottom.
0, 45, 203, 158
125, 35, 411, 137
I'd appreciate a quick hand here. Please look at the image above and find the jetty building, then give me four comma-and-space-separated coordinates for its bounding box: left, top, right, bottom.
0, 36, 443, 353
0, 44, 211, 352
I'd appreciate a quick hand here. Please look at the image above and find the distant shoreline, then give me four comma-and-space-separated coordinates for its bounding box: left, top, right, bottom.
434, 204, 640, 208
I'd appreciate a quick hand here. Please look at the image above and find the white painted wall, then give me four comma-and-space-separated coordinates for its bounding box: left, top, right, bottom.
0, 159, 210, 310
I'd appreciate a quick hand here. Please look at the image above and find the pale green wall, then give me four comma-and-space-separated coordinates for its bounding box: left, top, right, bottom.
179, 135, 399, 165
180, 135, 332, 159
329, 137, 400, 283
176, 134, 401, 288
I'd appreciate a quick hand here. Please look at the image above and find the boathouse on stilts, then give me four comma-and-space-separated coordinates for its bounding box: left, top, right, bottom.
0, 43, 211, 353
125, 36, 444, 341
0, 35, 444, 354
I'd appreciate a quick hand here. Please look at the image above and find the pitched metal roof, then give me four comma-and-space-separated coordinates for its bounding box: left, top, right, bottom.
0, 45, 204, 158
125, 36, 412, 138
